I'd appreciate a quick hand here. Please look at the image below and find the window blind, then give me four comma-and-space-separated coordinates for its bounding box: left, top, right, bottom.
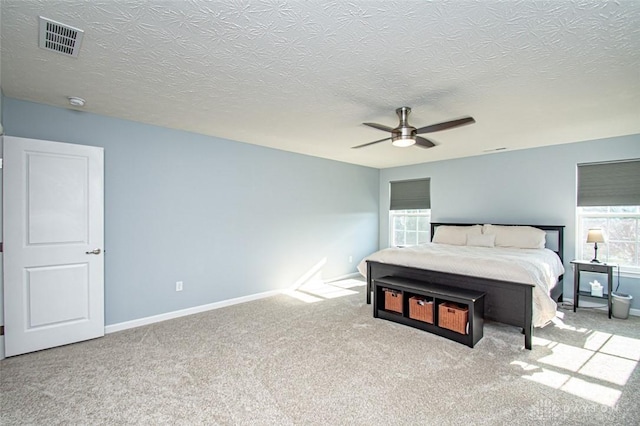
577, 159, 640, 206
390, 178, 431, 210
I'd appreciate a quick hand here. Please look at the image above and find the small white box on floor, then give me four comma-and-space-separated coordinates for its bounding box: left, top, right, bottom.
590, 281, 603, 298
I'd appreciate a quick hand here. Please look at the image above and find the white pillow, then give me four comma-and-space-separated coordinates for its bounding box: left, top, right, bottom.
482, 224, 546, 249
466, 233, 496, 248
432, 225, 482, 246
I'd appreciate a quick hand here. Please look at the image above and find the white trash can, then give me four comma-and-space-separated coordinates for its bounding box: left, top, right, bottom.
611, 292, 633, 319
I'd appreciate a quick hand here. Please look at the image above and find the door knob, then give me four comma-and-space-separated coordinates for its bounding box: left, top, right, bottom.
86, 248, 102, 255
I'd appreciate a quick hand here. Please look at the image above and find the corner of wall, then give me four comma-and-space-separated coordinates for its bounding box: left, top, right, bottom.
0, 135, 4, 360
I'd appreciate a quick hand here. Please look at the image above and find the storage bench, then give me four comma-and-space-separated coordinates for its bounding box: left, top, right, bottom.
373, 276, 485, 348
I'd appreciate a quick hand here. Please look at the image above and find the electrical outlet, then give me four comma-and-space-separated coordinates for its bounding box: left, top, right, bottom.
176, 281, 183, 292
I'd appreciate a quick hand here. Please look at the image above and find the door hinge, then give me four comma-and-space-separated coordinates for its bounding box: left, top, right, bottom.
0, 242, 3, 252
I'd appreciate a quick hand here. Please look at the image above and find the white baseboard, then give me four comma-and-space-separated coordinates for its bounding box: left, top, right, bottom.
326, 272, 362, 282
105, 289, 282, 334
563, 298, 639, 317
104, 274, 363, 335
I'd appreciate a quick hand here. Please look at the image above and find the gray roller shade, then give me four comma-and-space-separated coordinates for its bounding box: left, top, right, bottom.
577, 159, 640, 206
390, 178, 431, 210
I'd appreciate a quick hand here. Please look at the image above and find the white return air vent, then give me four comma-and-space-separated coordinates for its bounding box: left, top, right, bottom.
38, 16, 84, 57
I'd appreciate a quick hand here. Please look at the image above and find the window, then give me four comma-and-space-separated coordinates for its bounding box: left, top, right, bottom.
577, 206, 640, 272
390, 209, 431, 246
577, 159, 640, 273
389, 178, 431, 247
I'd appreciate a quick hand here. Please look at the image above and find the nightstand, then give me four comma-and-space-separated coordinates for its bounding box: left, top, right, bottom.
570, 260, 617, 318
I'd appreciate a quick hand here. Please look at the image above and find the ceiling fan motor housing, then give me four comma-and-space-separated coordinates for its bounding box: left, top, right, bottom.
392, 106, 417, 145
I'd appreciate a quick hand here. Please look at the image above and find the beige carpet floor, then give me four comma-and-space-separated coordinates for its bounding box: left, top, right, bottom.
1, 278, 639, 425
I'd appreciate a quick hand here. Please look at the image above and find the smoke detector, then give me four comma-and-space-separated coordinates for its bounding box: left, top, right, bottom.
38, 16, 84, 57
68, 97, 85, 107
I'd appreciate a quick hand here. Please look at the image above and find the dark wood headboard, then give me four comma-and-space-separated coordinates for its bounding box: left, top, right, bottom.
430, 222, 565, 263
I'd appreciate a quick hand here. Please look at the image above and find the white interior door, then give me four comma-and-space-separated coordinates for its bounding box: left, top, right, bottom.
3, 136, 104, 357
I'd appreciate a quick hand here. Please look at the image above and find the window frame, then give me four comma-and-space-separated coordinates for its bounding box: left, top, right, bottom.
576, 206, 640, 276
389, 209, 431, 247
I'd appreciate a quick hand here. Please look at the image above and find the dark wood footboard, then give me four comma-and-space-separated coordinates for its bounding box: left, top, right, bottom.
367, 261, 535, 349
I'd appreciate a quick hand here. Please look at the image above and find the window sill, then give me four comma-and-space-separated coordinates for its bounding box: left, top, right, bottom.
619, 269, 640, 279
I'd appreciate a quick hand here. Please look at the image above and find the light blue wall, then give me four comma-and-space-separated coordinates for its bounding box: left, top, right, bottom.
379, 135, 640, 308
3, 98, 379, 325
0, 93, 4, 356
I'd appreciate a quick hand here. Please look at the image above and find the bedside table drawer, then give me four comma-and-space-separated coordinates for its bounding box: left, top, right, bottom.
579, 263, 609, 273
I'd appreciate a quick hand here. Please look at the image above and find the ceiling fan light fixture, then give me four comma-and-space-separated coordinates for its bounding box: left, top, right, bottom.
391, 136, 416, 147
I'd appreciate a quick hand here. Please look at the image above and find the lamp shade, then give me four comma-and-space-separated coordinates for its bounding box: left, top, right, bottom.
586, 228, 605, 244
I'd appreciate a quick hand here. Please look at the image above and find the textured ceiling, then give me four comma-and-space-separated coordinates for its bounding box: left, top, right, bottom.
1, 0, 639, 168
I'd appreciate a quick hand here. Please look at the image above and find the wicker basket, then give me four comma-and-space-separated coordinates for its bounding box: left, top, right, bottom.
383, 288, 403, 314
409, 296, 434, 324
438, 302, 469, 334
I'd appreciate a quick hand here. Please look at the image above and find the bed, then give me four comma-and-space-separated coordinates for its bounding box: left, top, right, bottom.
359, 223, 565, 349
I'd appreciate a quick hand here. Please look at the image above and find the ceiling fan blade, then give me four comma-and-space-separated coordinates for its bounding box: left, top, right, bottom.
351, 137, 391, 149
414, 136, 437, 149
415, 116, 475, 134
363, 122, 395, 132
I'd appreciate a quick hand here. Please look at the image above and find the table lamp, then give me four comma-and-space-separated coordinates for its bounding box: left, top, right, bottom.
586, 228, 605, 263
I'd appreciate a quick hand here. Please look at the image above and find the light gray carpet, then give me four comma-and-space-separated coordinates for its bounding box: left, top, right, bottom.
1, 278, 639, 425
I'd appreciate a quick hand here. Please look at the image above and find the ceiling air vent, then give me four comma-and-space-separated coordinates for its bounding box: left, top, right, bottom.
38, 16, 84, 58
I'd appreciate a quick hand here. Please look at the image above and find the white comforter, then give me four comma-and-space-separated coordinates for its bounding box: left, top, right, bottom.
358, 244, 565, 327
